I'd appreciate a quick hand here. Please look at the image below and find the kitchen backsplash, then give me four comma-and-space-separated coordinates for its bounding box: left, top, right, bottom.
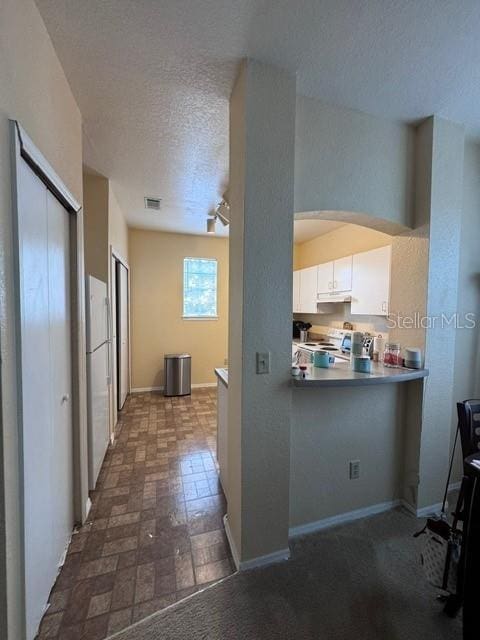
294, 305, 390, 336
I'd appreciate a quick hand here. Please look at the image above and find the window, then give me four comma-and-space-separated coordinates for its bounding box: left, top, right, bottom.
183, 257, 218, 318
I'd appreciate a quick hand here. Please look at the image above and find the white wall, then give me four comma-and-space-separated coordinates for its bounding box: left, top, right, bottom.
415, 118, 464, 510
295, 96, 415, 227
450, 139, 480, 481
228, 60, 295, 563
291, 383, 407, 528
0, 1, 83, 637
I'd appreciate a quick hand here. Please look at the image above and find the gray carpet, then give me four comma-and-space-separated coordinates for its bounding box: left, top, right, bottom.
109, 507, 461, 640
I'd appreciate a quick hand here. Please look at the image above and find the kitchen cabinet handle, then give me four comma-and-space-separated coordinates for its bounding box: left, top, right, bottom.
61, 394, 70, 404
333, 280, 338, 290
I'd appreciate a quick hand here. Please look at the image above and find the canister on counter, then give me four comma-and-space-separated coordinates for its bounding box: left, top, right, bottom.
384, 343, 401, 367
352, 331, 364, 356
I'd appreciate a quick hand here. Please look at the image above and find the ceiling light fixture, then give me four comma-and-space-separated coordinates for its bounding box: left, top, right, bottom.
206, 199, 230, 234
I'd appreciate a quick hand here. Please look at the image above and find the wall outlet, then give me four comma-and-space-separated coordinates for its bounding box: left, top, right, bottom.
224, 358, 228, 366
256, 352, 271, 374
349, 460, 360, 480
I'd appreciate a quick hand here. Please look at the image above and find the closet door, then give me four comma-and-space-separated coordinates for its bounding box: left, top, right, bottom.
47, 191, 73, 560
110, 254, 118, 429
116, 261, 129, 410
17, 160, 73, 639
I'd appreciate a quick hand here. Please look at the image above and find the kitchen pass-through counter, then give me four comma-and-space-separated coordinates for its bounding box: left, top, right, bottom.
293, 361, 428, 388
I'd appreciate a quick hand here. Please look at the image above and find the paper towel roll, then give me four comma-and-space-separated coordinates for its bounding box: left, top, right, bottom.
373, 336, 386, 355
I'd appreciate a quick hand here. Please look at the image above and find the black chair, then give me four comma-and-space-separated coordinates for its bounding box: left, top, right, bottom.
443, 399, 480, 617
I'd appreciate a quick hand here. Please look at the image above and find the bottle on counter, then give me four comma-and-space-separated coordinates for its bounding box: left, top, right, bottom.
373, 335, 386, 363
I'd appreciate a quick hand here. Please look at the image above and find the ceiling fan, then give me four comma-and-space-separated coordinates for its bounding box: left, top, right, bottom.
207, 199, 230, 233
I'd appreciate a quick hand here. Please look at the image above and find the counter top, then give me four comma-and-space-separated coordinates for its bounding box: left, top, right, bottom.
292, 361, 428, 388
214, 367, 228, 387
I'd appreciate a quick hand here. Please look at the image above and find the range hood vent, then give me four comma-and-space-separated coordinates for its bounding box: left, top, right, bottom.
316, 293, 352, 304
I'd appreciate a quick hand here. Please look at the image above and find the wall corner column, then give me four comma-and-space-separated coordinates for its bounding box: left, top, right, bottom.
227, 59, 296, 565
414, 116, 465, 511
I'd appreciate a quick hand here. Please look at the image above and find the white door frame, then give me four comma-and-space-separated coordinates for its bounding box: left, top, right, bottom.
109, 246, 131, 433
10, 121, 89, 637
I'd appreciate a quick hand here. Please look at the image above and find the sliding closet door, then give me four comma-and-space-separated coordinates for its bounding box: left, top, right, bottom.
17, 157, 73, 639
110, 254, 118, 429
47, 191, 74, 562
116, 261, 129, 410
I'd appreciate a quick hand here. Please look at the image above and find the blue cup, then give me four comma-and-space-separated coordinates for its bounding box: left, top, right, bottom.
314, 351, 334, 368
353, 356, 372, 373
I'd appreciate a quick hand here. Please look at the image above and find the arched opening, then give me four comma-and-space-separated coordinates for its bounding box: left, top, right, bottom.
292, 208, 427, 358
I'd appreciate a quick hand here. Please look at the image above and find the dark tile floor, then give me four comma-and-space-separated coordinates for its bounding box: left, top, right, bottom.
37, 389, 234, 639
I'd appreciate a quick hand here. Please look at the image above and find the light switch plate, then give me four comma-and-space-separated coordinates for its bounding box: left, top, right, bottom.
349, 460, 360, 480
256, 352, 271, 374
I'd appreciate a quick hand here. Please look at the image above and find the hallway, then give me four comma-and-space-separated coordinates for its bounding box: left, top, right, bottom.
37, 389, 234, 639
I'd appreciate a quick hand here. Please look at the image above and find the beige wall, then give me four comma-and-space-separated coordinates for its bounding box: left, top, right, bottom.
83, 173, 109, 281
109, 184, 129, 261
129, 229, 228, 389
0, 1, 83, 637
83, 175, 129, 280
294, 223, 392, 270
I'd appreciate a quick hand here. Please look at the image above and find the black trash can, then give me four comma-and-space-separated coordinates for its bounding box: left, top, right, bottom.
164, 353, 191, 396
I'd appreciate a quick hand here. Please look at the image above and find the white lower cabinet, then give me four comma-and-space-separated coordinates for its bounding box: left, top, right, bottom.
217, 377, 228, 499
351, 245, 391, 316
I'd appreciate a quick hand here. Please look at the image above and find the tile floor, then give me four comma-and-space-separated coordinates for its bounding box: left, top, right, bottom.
37, 388, 234, 639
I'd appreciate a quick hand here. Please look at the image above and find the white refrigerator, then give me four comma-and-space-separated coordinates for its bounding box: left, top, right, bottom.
86, 275, 110, 490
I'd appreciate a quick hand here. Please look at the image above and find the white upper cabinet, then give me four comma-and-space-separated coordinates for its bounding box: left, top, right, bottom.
317, 261, 334, 294
351, 245, 391, 316
317, 257, 352, 295
333, 256, 353, 292
292, 270, 301, 312
299, 265, 318, 313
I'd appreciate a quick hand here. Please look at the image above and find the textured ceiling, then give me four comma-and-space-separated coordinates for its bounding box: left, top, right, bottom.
36, 0, 480, 236
294, 220, 345, 244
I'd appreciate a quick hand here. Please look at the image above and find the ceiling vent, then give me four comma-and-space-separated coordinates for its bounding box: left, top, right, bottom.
144, 196, 161, 211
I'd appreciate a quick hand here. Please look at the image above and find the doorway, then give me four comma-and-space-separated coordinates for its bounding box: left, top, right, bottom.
110, 249, 130, 429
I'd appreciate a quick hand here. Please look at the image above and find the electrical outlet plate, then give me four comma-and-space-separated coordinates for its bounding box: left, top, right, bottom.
256, 352, 271, 374
349, 460, 360, 480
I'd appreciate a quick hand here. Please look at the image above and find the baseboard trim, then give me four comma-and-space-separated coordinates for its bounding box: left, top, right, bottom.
131, 383, 217, 393
448, 481, 462, 492
223, 515, 290, 571
400, 499, 416, 515
223, 514, 240, 569
289, 499, 401, 538
85, 496, 92, 520
401, 483, 461, 518
415, 502, 443, 518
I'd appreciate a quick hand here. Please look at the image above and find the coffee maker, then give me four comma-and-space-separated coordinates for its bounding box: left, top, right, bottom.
293, 321, 312, 340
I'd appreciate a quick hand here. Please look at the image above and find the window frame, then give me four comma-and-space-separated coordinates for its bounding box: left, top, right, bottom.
182, 257, 219, 320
